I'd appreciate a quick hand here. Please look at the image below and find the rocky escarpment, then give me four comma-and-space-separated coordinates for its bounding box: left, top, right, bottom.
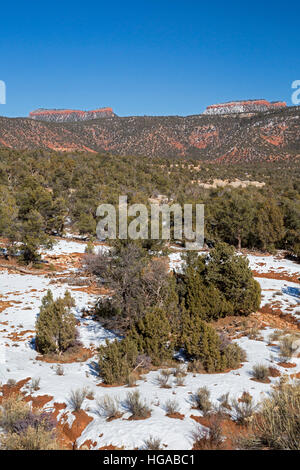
1, 105, 299, 162
29, 107, 116, 122
203, 99, 286, 115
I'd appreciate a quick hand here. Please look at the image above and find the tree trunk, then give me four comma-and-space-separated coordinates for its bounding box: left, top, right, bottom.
237, 229, 242, 251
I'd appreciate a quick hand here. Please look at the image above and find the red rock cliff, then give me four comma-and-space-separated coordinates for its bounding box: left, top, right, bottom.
203, 99, 286, 115
29, 107, 116, 122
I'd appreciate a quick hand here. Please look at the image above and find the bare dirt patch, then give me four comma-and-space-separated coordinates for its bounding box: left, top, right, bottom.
0, 377, 31, 401
58, 409, 93, 449
71, 283, 107, 295
258, 305, 300, 329
6, 329, 35, 342
0, 300, 14, 313
277, 362, 296, 368
36, 346, 94, 363
166, 412, 185, 420
80, 439, 98, 450
252, 270, 300, 284
190, 414, 247, 450
24, 394, 53, 409
52, 402, 67, 420
98, 444, 124, 450
250, 377, 271, 384
268, 367, 281, 377
126, 411, 151, 421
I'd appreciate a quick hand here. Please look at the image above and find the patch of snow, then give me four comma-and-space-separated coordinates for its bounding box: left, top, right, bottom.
0, 249, 299, 449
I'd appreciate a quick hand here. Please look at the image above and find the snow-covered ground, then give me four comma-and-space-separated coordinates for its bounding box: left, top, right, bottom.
258, 277, 300, 321
43, 239, 109, 256
248, 252, 300, 278
0, 240, 299, 449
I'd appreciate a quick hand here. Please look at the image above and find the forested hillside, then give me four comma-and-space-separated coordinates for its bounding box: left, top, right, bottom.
0, 149, 299, 262
0, 105, 300, 161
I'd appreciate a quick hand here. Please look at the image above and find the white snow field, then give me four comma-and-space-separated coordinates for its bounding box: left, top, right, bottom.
0, 239, 299, 449
43, 238, 109, 256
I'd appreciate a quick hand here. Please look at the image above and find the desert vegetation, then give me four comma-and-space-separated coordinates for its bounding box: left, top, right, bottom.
237, 382, 300, 450
94, 241, 256, 383
0, 150, 299, 262
0, 148, 299, 451
35, 290, 77, 356
0, 395, 60, 450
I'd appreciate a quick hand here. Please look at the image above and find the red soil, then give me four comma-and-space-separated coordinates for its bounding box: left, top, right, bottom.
166, 412, 185, 420
58, 409, 93, 449
0, 377, 31, 401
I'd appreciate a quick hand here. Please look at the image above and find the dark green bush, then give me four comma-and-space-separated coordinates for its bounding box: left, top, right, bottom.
98, 337, 138, 385
129, 307, 172, 365
35, 290, 76, 355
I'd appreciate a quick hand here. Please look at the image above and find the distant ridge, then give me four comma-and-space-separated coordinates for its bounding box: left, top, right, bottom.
29, 107, 116, 122
203, 99, 286, 115
0, 103, 299, 162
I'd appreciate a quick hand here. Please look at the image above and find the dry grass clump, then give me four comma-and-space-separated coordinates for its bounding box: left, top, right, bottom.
231, 393, 256, 425
173, 364, 186, 386
247, 327, 263, 340
68, 388, 87, 411
175, 375, 185, 386
156, 369, 172, 388
55, 365, 64, 376
268, 329, 284, 342
6, 379, 16, 388
219, 392, 231, 410
173, 365, 187, 377
0, 395, 30, 432
30, 377, 40, 392
144, 436, 163, 450
237, 382, 300, 450
156, 366, 187, 388
0, 394, 60, 450
127, 371, 139, 387
187, 360, 205, 374
192, 415, 223, 450
238, 391, 253, 404
1, 426, 59, 450
96, 395, 122, 420
192, 387, 212, 415
164, 398, 180, 415
279, 335, 298, 361
223, 343, 247, 368
251, 364, 270, 382
123, 390, 151, 419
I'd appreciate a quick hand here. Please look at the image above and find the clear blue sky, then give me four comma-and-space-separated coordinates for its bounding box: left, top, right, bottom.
1, 0, 299, 117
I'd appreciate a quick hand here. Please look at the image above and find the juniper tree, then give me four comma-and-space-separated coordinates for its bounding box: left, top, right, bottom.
98, 337, 138, 385
0, 186, 19, 240
35, 290, 76, 355
182, 316, 224, 372
130, 307, 172, 365
253, 199, 285, 252
205, 242, 261, 316
182, 265, 233, 320
178, 242, 260, 319
206, 191, 255, 250
19, 209, 53, 263
182, 315, 245, 373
